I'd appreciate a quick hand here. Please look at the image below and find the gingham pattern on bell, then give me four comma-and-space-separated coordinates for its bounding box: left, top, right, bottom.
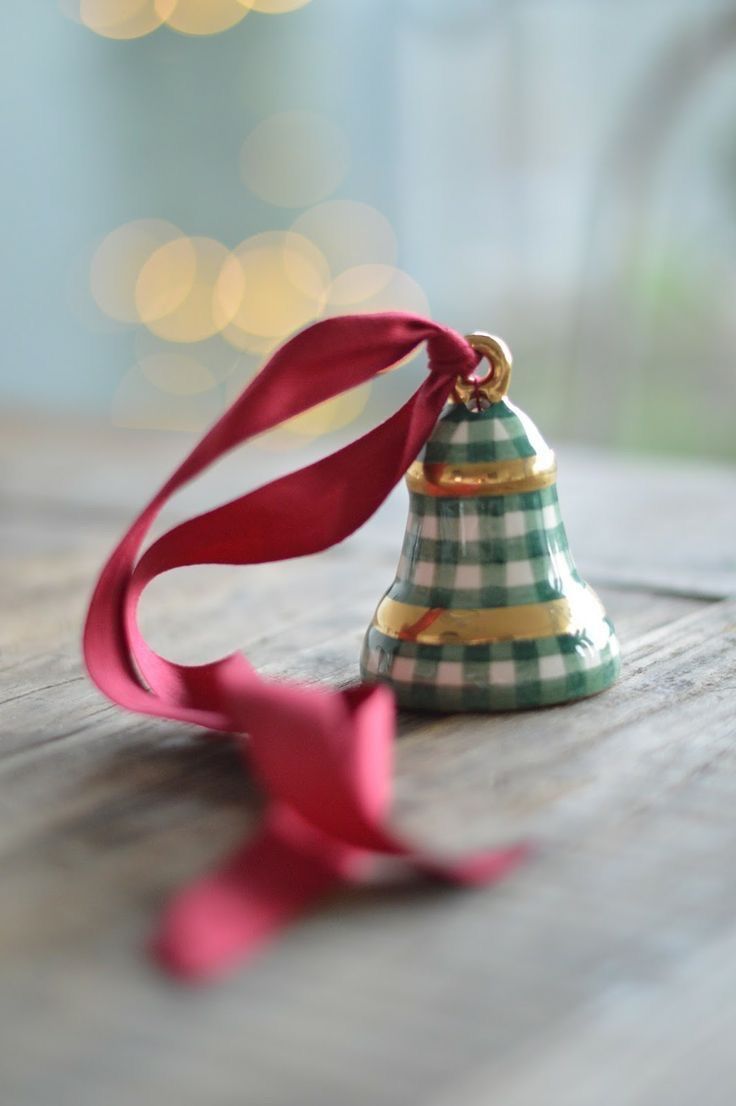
360, 398, 621, 710
361, 617, 621, 712
422, 398, 549, 464
390, 484, 583, 609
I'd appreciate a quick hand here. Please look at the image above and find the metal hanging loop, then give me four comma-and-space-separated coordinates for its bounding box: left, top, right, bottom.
453, 332, 513, 410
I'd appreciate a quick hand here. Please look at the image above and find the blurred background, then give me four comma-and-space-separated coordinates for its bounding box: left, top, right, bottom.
2, 0, 735, 458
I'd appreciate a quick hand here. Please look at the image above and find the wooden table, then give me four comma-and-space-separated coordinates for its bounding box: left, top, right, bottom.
3, 413, 736, 1106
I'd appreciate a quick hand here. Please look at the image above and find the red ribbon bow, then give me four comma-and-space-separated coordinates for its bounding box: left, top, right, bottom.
83, 311, 527, 981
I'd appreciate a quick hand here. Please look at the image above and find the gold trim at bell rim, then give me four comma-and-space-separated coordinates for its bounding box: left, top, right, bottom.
373, 588, 606, 645
405, 452, 557, 497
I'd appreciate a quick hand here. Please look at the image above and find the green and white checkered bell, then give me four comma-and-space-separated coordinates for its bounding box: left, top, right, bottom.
360, 333, 621, 711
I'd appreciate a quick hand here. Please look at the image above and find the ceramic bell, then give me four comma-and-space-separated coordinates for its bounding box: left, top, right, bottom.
360, 333, 621, 711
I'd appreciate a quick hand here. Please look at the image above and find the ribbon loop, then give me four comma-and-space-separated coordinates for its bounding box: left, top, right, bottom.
426, 325, 480, 380
83, 311, 525, 980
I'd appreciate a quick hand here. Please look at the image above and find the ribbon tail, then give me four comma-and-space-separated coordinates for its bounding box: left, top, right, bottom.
151, 809, 358, 982
153, 821, 529, 983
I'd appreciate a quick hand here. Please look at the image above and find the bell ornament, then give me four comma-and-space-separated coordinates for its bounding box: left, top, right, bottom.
360, 333, 621, 711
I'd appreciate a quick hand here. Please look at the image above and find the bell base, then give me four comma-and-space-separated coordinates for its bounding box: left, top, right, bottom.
360, 621, 620, 713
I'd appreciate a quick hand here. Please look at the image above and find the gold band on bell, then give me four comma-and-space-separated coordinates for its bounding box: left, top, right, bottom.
405, 452, 557, 498
372, 588, 605, 646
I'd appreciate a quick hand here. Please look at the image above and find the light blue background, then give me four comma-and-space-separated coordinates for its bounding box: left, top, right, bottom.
3, 1, 735, 457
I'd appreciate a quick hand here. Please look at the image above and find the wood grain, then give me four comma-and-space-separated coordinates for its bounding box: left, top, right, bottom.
1, 414, 735, 1106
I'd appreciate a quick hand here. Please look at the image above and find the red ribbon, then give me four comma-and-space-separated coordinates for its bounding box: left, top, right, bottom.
83, 312, 527, 981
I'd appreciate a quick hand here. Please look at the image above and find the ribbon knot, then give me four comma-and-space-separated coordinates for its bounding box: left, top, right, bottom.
426, 325, 480, 381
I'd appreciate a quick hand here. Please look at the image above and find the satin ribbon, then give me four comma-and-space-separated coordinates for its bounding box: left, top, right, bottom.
83, 311, 527, 981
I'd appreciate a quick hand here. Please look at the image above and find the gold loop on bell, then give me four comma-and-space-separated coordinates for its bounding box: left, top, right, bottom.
453, 332, 513, 409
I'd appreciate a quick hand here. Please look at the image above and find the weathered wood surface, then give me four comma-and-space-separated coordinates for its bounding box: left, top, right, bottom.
1, 413, 735, 1106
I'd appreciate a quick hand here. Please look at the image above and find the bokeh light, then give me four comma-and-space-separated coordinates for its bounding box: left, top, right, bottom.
327, 264, 430, 316
240, 112, 349, 208
248, 0, 312, 11
112, 364, 223, 431
290, 201, 398, 287
137, 351, 217, 394
77, 0, 176, 39
224, 331, 284, 357
283, 381, 372, 439
222, 231, 329, 350
89, 219, 183, 324
89, 214, 423, 435
68, 0, 313, 37
134, 329, 244, 381
162, 0, 250, 36
135, 236, 244, 342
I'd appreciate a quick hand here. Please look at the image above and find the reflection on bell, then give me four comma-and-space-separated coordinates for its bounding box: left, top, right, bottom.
360, 333, 621, 711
